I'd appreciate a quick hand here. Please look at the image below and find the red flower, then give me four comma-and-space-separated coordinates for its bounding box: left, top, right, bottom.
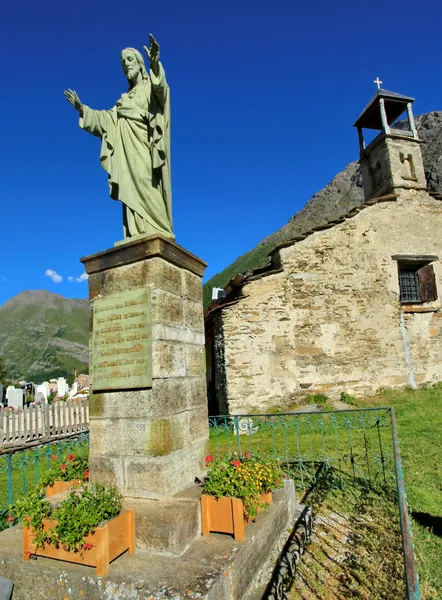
205, 455, 214, 465
84, 469, 89, 480
7, 516, 14, 523
247, 452, 251, 459
50, 455, 57, 461
83, 542, 93, 551
66, 454, 76, 462
231, 460, 241, 467
60, 463, 66, 470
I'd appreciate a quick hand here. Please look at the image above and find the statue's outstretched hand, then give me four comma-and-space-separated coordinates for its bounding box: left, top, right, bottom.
64, 89, 83, 113
144, 34, 160, 64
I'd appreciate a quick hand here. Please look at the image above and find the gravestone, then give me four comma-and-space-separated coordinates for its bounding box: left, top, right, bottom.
36, 384, 49, 401
35, 392, 45, 403
57, 377, 67, 397
7, 388, 24, 409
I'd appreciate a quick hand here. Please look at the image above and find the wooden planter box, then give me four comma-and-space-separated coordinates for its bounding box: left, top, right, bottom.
22, 509, 135, 576
45, 479, 82, 497
201, 492, 272, 541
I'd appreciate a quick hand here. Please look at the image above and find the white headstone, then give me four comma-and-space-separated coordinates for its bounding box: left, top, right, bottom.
8, 388, 24, 409
69, 381, 78, 397
36, 384, 48, 401
35, 392, 45, 403
57, 377, 67, 397
6, 386, 15, 403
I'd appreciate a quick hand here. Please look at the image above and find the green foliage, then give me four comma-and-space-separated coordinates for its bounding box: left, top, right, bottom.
0, 292, 89, 382
10, 484, 123, 553
0, 356, 7, 381
304, 393, 330, 408
40, 453, 89, 488
202, 453, 284, 518
340, 391, 357, 405
47, 391, 57, 404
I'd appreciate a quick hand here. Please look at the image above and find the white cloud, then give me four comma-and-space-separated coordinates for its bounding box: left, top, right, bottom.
68, 272, 88, 284
45, 269, 63, 284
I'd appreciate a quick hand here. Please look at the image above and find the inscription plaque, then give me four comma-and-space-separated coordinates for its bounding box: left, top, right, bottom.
92, 288, 152, 391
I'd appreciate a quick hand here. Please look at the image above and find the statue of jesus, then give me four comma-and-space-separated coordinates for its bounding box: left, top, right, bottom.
64, 35, 173, 241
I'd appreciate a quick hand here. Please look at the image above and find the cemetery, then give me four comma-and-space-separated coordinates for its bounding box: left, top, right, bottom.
0, 13, 441, 600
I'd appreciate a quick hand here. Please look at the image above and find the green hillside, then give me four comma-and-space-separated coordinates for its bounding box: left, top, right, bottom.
0, 290, 89, 383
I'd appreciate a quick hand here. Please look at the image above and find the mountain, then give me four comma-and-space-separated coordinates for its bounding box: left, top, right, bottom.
203, 111, 442, 308
0, 290, 89, 383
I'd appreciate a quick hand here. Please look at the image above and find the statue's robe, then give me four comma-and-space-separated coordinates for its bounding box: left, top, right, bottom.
80, 64, 173, 240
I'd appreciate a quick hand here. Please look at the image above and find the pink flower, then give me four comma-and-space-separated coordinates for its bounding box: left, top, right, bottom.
7, 516, 14, 523
231, 460, 241, 467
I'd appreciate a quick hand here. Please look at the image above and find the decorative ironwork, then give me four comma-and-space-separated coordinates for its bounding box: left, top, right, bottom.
264, 506, 313, 600
0, 432, 89, 528
209, 408, 395, 493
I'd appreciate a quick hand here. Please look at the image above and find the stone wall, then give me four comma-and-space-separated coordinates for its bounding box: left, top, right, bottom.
214, 191, 442, 413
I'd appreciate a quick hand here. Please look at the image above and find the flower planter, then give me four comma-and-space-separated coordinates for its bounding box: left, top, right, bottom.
201, 492, 272, 541
22, 509, 135, 576
45, 479, 82, 497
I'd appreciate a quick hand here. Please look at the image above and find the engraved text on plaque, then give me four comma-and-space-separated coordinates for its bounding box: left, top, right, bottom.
92, 288, 152, 391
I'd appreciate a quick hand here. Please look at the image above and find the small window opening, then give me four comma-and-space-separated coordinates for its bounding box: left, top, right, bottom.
397, 262, 437, 304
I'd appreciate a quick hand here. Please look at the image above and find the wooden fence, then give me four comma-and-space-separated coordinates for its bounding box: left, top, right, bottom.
0, 399, 89, 447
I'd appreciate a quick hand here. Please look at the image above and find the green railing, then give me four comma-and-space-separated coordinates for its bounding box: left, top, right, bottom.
209, 407, 395, 493
0, 431, 89, 527
209, 407, 420, 599
0, 409, 419, 599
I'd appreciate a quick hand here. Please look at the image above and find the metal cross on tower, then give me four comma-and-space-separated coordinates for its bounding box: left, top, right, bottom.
374, 77, 383, 90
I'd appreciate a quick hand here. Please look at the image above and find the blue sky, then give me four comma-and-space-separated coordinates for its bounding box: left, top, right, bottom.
1, 0, 442, 305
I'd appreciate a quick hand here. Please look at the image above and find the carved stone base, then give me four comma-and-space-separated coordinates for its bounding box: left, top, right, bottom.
81, 236, 209, 500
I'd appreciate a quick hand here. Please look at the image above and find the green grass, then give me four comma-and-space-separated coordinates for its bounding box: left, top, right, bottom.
209, 387, 441, 598
291, 476, 405, 599
355, 387, 442, 599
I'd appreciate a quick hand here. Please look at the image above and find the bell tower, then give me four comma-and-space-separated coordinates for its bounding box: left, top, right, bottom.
354, 81, 426, 200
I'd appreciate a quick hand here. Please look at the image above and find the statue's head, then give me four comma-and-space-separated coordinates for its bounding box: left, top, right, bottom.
121, 48, 148, 87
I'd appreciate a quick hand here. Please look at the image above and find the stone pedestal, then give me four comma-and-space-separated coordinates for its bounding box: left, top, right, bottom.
81, 235, 209, 554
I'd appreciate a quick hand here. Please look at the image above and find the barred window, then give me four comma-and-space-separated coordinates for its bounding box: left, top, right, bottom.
397, 262, 437, 304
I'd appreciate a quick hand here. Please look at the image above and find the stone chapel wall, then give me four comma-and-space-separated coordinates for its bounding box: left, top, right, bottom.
219, 191, 442, 414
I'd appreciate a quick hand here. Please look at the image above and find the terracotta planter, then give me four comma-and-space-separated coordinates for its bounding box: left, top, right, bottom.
201, 492, 272, 541
45, 479, 82, 497
22, 509, 135, 576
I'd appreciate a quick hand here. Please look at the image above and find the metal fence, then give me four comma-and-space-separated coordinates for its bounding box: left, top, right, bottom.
209, 407, 420, 599
0, 407, 419, 599
0, 431, 89, 527
209, 407, 396, 493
